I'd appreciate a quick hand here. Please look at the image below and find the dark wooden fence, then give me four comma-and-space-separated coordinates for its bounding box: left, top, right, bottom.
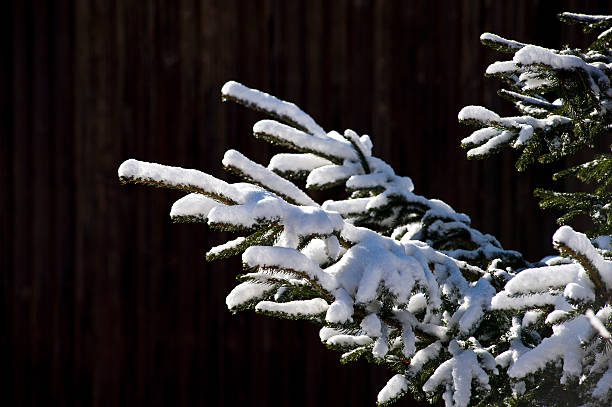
3, 1, 609, 406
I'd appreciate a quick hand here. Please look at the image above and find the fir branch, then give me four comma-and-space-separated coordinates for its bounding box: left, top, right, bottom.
554, 241, 606, 297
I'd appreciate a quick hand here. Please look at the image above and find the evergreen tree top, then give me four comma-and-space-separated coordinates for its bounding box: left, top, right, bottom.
460, 12, 612, 236
119, 10, 612, 407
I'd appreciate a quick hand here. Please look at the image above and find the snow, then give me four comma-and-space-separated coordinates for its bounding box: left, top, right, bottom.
319, 326, 341, 342
409, 341, 442, 374
360, 313, 382, 337
346, 172, 390, 190
485, 60, 518, 75
545, 310, 569, 325
207, 185, 343, 241
458, 107, 570, 156
170, 193, 221, 221
522, 310, 544, 327
325, 288, 354, 323
458, 106, 501, 123
514, 45, 587, 70
500, 90, 555, 109
377, 374, 408, 405
325, 334, 373, 347
585, 309, 611, 339
563, 282, 595, 302
226, 282, 274, 310
323, 197, 370, 216
461, 127, 500, 146
502, 263, 580, 295
243, 246, 336, 292
401, 323, 416, 357
222, 81, 326, 137
593, 235, 612, 250
223, 149, 318, 206
492, 291, 567, 310
560, 12, 612, 23
598, 26, 612, 40
407, 293, 428, 314
119, 159, 238, 202
452, 278, 496, 335
372, 334, 389, 359
507, 315, 593, 382
207, 236, 246, 257
467, 130, 513, 157
253, 120, 358, 163
480, 32, 525, 51
496, 318, 530, 369
593, 365, 612, 400
306, 162, 362, 189
423, 340, 491, 407
554, 226, 612, 290
300, 238, 331, 265
268, 153, 331, 174
344, 129, 372, 157
255, 298, 329, 316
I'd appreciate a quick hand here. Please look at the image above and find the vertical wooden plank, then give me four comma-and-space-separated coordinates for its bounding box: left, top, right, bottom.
11, 0, 34, 404
50, 0, 76, 404
1, 0, 16, 401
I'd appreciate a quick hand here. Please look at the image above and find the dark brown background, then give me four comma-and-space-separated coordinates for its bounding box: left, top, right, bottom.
3, 1, 609, 406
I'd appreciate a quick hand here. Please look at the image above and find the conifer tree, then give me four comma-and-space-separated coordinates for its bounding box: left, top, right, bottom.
119, 11, 612, 407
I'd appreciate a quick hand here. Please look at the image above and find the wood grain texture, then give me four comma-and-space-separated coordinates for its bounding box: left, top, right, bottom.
4, 1, 609, 406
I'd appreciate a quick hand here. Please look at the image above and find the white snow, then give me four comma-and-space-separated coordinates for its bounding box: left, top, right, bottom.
325, 287, 354, 323
585, 309, 611, 339
467, 130, 513, 157
170, 193, 221, 221
407, 293, 428, 314
522, 310, 544, 327
502, 263, 580, 295
409, 341, 442, 374
325, 334, 373, 347
372, 334, 389, 359
300, 238, 332, 265
243, 246, 336, 292
486, 60, 519, 75
593, 235, 612, 250
222, 81, 326, 137
452, 278, 496, 335
401, 323, 416, 358
560, 12, 612, 23
268, 153, 332, 173
319, 326, 341, 342
423, 340, 491, 407
458, 106, 501, 123
507, 315, 593, 382
461, 127, 501, 146
458, 106, 570, 156
255, 298, 329, 316
514, 45, 587, 70
253, 120, 358, 163
119, 159, 238, 202
207, 185, 343, 241
207, 236, 246, 257
306, 162, 362, 189
492, 291, 566, 310
480, 32, 525, 50
377, 374, 408, 405
563, 282, 595, 302
554, 226, 612, 290
223, 149, 318, 206
360, 313, 382, 337
593, 365, 612, 400
226, 282, 275, 310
